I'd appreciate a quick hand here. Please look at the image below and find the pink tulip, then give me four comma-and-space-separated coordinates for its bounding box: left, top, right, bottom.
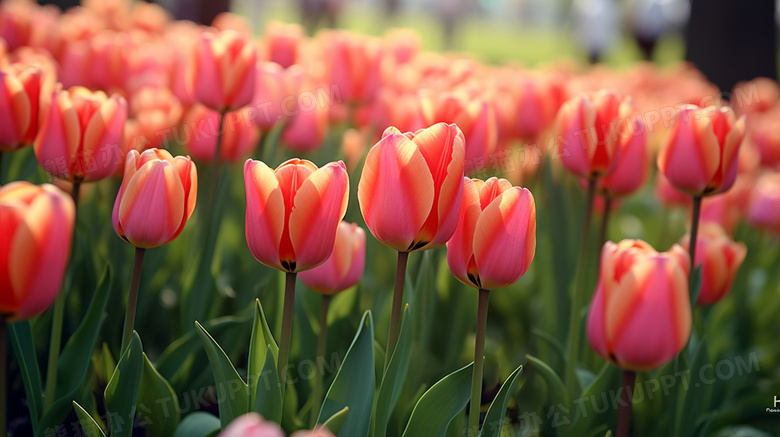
679, 223, 747, 305
264, 22, 303, 69
193, 30, 257, 112
253, 62, 295, 129
281, 94, 329, 153
184, 104, 260, 163
598, 117, 648, 197
746, 171, 780, 233
217, 413, 284, 437
0, 63, 42, 151
300, 221, 365, 294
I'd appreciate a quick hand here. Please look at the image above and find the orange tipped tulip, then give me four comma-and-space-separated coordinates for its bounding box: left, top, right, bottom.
193, 30, 257, 112
598, 117, 648, 198
657, 105, 746, 197
112, 149, 197, 249
244, 158, 349, 273
447, 177, 536, 290
358, 123, 465, 252
680, 223, 747, 305
184, 104, 260, 163
0, 63, 42, 151
556, 90, 633, 179
0, 181, 75, 321
34, 86, 128, 182
587, 240, 691, 371
299, 221, 365, 294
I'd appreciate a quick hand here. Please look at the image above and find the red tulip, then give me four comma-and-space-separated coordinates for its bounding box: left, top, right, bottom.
358, 123, 465, 252
446, 177, 536, 290
0, 181, 75, 321
657, 105, 746, 197
598, 117, 648, 197
193, 30, 257, 112
34, 86, 128, 182
299, 221, 365, 294
184, 104, 260, 163
0, 63, 42, 151
680, 223, 747, 305
113, 149, 197, 248
587, 240, 691, 371
244, 158, 349, 273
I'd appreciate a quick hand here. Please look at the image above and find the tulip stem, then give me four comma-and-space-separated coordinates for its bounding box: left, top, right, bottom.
121, 247, 146, 354
43, 181, 81, 410
385, 251, 409, 368
616, 370, 636, 437
1, 319, 7, 437
278, 272, 297, 399
565, 177, 597, 405
468, 288, 490, 436
598, 196, 612, 245
311, 294, 332, 426
689, 196, 703, 279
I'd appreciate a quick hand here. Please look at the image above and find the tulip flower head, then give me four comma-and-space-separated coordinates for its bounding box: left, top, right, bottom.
446, 177, 536, 290
0, 181, 75, 321
34, 86, 128, 182
747, 171, 780, 233
244, 158, 349, 273
358, 123, 465, 252
193, 29, 257, 112
657, 105, 746, 197
587, 240, 691, 371
184, 104, 260, 163
217, 413, 284, 437
0, 63, 43, 151
300, 221, 365, 294
112, 149, 197, 249
598, 117, 648, 198
679, 223, 747, 305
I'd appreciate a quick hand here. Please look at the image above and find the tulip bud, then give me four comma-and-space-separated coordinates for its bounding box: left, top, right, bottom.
358, 123, 465, 252
447, 177, 536, 290
217, 413, 284, 437
679, 223, 747, 305
746, 171, 780, 233
587, 240, 691, 371
112, 149, 198, 249
264, 21, 303, 69
193, 30, 257, 112
657, 105, 745, 197
598, 117, 648, 198
34, 86, 128, 182
300, 221, 365, 294
0, 181, 75, 321
244, 158, 349, 273
0, 63, 42, 151
184, 104, 260, 163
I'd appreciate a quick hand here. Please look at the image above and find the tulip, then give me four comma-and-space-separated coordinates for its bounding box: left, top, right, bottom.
598, 117, 648, 198
218, 413, 284, 437
193, 30, 257, 112
0, 181, 75, 321
264, 21, 303, 69
253, 62, 294, 130
0, 64, 42, 151
341, 127, 368, 172
126, 86, 183, 151
679, 223, 747, 305
587, 239, 692, 371
300, 221, 365, 295
281, 95, 329, 153
34, 86, 128, 183
655, 171, 690, 208
184, 104, 260, 163
657, 105, 745, 197
746, 171, 780, 233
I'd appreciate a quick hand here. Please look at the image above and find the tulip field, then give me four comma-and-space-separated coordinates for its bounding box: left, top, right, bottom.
2, 1, 780, 437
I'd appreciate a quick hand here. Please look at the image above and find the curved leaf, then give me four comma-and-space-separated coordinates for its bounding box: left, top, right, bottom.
105, 332, 144, 437
526, 354, 568, 407
323, 406, 349, 434
253, 345, 282, 423
8, 320, 43, 435
172, 412, 221, 437
402, 362, 474, 437
137, 353, 181, 437
73, 401, 107, 437
248, 299, 279, 412
480, 365, 524, 437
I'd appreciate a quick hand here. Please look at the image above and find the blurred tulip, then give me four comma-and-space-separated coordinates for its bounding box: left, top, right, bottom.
253, 62, 294, 129
679, 223, 747, 305
587, 240, 691, 371
281, 95, 329, 153
748, 107, 780, 169
218, 413, 284, 437
556, 90, 633, 179
212, 12, 251, 35
447, 177, 536, 290
0, 64, 42, 151
732, 77, 779, 116
264, 21, 303, 69
34, 86, 128, 182
598, 117, 648, 198
300, 221, 365, 294
746, 171, 780, 233
193, 30, 257, 112
358, 123, 465, 252
126, 86, 183, 151
341, 127, 368, 172
112, 149, 197, 249
184, 104, 260, 163
657, 105, 745, 197
513, 75, 558, 142
244, 158, 349, 273
0, 181, 75, 321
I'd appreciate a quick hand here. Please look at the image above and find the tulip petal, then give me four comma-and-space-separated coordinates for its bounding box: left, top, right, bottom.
244, 159, 285, 270
112, 150, 141, 239
81, 94, 127, 181
657, 106, 720, 195
0, 71, 31, 150
446, 177, 481, 288
0, 203, 23, 314
586, 282, 608, 359
34, 90, 81, 180
557, 96, 597, 178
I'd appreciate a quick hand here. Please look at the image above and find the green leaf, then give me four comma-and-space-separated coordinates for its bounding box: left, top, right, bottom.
678, 338, 711, 437
172, 412, 221, 437
253, 345, 282, 423
8, 320, 43, 435
531, 329, 566, 363
105, 332, 144, 437
317, 311, 375, 436
401, 362, 474, 437
525, 354, 568, 407
73, 401, 107, 437
690, 265, 703, 308
570, 363, 622, 435
137, 353, 181, 437
195, 321, 249, 428
248, 299, 279, 412
101, 343, 116, 384
322, 406, 349, 434
374, 305, 412, 437
480, 365, 524, 437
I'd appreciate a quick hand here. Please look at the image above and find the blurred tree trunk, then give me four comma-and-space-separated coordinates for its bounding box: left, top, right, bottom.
685, 0, 777, 92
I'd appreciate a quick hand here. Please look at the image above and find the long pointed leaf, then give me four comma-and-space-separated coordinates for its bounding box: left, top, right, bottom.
104, 332, 144, 437
481, 365, 524, 437
374, 305, 412, 437
73, 401, 107, 437
137, 353, 181, 437
8, 320, 43, 435
253, 345, 282, 423
248, 299, 279, 411
402, 362, 474, 437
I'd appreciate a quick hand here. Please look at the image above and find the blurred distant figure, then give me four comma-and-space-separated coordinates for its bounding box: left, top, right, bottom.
629, 0, 690, 61
572, 0, 619, 63
299, 0, 343, 34
439, 0, 466, 50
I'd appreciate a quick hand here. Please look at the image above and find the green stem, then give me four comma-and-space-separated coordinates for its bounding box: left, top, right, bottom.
689, 196, 703, 280
616, 370, 636, 437
1, 318, 7, 437
311, 294, 332, 426
278, 272, 297, 399
598, 196, 612, 246
121, 247, 146, 353
44, 181, 80, 410
385, 251, 409, 368
565, 177, 597, 404
468, 288, 490, 435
